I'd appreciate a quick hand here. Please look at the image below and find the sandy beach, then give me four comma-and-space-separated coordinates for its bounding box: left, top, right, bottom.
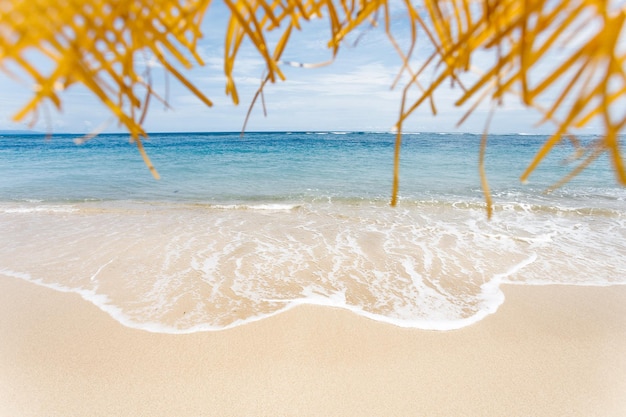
1, 276, 625, 417
2, 0, 626, 414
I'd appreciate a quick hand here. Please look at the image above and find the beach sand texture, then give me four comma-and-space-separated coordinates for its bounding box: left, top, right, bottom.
1, 276, 625, 417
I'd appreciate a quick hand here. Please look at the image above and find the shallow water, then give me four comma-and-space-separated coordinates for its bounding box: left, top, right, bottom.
1, 132, 624, 332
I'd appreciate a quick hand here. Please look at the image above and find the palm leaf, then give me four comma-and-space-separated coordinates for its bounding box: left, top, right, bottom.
1, 0, 624, 209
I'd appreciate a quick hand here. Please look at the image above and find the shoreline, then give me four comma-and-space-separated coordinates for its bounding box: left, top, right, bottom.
1, 276, 626, 416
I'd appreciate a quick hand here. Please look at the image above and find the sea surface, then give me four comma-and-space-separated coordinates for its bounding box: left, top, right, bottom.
0, 131, 624, 332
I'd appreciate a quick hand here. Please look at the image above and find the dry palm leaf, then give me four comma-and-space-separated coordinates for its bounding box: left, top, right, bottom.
1, 0, 624, 214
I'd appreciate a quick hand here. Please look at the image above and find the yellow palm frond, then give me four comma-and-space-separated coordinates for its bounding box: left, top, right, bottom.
1, 0, 624, 213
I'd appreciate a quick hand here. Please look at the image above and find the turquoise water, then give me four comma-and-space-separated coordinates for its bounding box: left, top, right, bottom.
1, 131, 622, 206
0, 132, 625, 332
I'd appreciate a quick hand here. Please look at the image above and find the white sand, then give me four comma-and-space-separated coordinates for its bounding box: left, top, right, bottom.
1, 276, 625, 417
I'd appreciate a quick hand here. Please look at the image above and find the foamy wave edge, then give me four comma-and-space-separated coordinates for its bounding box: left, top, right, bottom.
211, 203, 301, 211
2, 258, 625, 335
0, 205, 78, 213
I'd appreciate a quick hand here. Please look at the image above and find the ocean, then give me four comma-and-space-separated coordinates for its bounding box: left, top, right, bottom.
0, 131, 624, 332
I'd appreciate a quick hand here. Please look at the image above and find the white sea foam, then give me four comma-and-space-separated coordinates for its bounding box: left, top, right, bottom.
212, 203, 300, 211
0, 204, 78, 213
1, 199, 624, 334
249, 203, 301, 211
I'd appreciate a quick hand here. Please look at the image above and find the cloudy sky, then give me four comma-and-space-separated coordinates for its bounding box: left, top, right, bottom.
0, 2, 606, 134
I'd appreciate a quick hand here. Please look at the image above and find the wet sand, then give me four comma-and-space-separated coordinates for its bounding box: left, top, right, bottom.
1, 276, 625, 417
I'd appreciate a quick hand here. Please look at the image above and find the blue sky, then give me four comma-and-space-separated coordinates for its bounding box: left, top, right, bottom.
0, 2, 606, 134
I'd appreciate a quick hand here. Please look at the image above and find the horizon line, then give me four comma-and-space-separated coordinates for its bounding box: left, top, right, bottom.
0, 129, 607, 136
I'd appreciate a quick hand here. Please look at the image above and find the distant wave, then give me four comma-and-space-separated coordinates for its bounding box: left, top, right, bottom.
0, 205, 78, 213
211, 203, 301, 211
